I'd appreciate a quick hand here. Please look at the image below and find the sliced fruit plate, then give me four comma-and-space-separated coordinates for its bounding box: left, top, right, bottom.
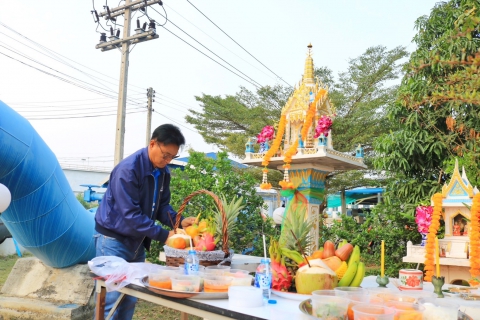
140, 276, 228, 299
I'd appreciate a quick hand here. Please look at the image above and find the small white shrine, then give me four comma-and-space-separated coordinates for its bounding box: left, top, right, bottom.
403, 160, 478, 284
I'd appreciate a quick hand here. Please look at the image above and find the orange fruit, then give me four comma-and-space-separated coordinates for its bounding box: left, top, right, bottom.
172, 237, 186, 249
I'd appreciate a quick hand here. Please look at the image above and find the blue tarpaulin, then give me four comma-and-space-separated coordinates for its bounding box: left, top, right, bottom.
327, 188, 384, 208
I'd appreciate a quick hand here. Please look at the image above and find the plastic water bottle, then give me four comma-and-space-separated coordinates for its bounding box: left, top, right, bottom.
254, 258, 272, 303
184, 250, 199, 275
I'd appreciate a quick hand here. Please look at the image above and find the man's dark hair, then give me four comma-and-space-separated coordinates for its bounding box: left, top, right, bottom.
151, 124, 185, 147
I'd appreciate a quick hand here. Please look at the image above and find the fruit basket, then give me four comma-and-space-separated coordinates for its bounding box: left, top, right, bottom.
164, 189, 232, 267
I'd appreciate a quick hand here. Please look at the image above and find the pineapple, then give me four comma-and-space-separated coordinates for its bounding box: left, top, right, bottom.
214, 195, 245, 248
277, 204, 314, 292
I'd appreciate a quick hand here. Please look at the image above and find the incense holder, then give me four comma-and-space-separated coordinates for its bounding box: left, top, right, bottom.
432, 275, 445, 298
376, 275, 389, 287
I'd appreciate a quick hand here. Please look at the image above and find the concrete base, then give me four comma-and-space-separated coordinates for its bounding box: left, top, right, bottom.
0, 257, 95, 320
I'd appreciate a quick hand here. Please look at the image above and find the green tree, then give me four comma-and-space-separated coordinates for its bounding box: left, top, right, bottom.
316, 46, 408, 197
373, 0, 480, 213
147, 151, 277, 263
186, 85, 292, 157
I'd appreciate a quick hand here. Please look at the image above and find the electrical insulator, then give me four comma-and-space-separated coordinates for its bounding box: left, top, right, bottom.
137, 19, 140, 29
116, 29, 120, 37
142, 22, 147, 30
100, 33, 107, 42
159, 1, 163, 6
110, 26, 114, 36
149, 20, 156, 30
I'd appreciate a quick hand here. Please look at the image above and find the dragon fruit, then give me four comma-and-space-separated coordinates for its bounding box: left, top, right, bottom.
269, 240, 293, 291
195, 232, 216, 251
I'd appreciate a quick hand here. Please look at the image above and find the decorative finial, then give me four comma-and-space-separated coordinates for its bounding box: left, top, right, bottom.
307, 43, 313, 56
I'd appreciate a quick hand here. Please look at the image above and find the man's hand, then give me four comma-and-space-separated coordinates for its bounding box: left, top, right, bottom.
181, 216, 196, 228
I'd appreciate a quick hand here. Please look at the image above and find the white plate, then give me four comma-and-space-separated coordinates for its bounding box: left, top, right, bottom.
272, 289, 312, 301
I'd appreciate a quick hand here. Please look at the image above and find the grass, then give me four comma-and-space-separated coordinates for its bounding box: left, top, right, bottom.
0, 253, 201, 320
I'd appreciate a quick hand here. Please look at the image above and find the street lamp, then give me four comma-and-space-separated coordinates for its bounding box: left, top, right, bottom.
0, 183, 12, 213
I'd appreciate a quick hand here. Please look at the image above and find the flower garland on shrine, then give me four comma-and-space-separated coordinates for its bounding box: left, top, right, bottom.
260, 115, 286, 189
279, 89, 327, 190
424, 193, 443, 282
469, 193, 480, 279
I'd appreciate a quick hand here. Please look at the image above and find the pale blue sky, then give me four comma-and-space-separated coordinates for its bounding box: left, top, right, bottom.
0, 0, 439, 168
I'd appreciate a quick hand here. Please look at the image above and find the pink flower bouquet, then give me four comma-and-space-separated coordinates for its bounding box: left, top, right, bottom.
415, 205, 433, 233
257, 125, 275, 143
314, 115, 333, 138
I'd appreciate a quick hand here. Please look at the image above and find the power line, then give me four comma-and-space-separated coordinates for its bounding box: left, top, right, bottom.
25, 109, 146, 120
186, 0, 292, 88
164, 3, 278, 82
153, 110, 197, 133
0, 23, 146, 94
151, 10, 263, 89
160, 27, 260, 89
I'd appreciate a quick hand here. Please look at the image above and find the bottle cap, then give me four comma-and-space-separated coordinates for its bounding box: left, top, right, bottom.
268, 299, 277, 304
260, 258, 270, 264
188, 250, 196, 254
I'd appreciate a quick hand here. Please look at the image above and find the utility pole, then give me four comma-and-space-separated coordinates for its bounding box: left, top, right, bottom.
146, 87, 154, 146
95, 0, 162, 166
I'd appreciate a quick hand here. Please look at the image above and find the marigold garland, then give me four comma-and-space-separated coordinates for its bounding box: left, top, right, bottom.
469, 193, 480, 278
261, 115, 286, 167
424, 193, 443, 282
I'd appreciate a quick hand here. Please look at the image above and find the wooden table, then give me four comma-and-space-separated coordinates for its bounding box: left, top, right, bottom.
95, 275, 480, 320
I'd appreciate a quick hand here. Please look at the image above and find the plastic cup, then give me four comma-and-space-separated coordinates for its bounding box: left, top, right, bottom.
228, 272, 253, 286
170, 275, 201, 292
385, 301, 425, 320
312, 289, 338, 296
311, 295, 350, 319
379, 293, 416, 303
402, 290, 436, 302
205, 265, 231, 275
203, 275, 234, 292
418, 297, 459, 320
334, 288, 370, 320
352, 304, 395, 320
148, 273, 172, 289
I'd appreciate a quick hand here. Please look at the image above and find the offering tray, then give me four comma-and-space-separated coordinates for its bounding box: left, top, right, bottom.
272, 289, 311, 301
141, 276, 228, 300
299, 299, 473, 320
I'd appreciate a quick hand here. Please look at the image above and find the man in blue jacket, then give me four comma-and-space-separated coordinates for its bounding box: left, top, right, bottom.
94, 124, 196, 319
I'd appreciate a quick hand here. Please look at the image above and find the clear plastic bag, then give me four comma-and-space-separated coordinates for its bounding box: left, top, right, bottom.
88, 256, 136, 292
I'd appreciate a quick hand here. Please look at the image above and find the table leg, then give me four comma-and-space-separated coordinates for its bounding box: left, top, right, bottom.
180, 312, 188, 320
95, 284, 106, 320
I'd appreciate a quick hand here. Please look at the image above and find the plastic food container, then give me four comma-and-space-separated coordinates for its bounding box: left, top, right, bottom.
228, 286, 263, 307
418, 297, 459, 320
203, 275, 234, 292
148, 273, 172, 290
311, 295, 350, 320
379, 293, 416, 303
385, 301, 425, 320
352, 304, 396, 320
402, 290, 437, 302
170, 275, 201, 292
312, 289, 338, 296
227, 269, 253, 286
205, 265, 231, 275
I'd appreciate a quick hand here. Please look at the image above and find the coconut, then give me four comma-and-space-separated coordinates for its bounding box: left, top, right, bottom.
295, 258, 338, 294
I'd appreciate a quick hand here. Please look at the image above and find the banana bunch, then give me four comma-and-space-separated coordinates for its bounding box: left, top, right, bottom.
337, 245, 365, 287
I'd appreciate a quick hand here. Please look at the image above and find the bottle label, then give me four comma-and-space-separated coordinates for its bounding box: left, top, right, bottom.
185, 263, 199, 275
254, 273, 272, 289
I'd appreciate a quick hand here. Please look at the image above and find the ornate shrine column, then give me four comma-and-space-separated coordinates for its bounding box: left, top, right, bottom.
279, 163, 330, 252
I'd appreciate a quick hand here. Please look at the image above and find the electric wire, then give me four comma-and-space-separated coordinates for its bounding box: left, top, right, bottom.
160, 27, 260, 89
153, 110, 197, 133
25, 109, 146, 120
0, 22, 146, 94
150, 11, 263, 88
186, 0, 292, 88
0, 46, 146, 108
164, 3, 277, 82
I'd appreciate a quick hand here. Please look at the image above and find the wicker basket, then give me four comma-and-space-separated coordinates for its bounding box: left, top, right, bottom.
164, 189, 232, 267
